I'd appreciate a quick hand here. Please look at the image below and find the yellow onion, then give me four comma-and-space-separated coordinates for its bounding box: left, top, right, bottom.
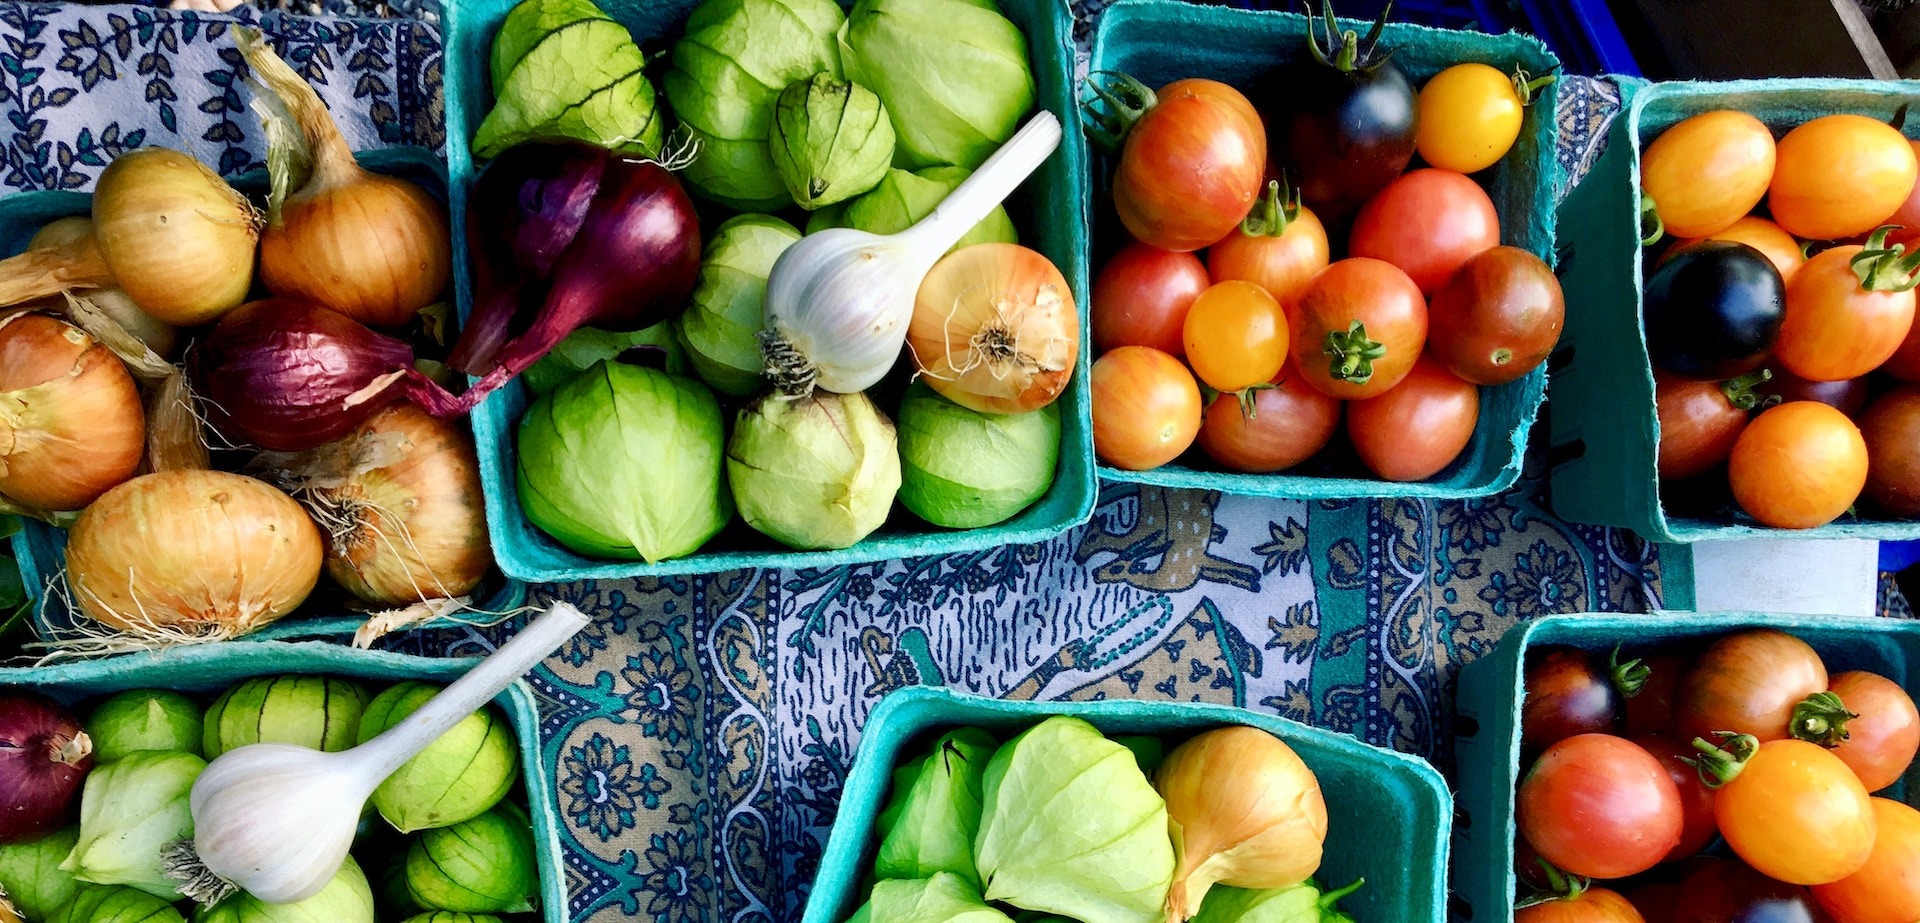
908, 242, 1078, 415
63, 470, 323, 643
1155, 725, 1328, 921
27, 217, 178, 357
240, 31, 451, 329
90, 148, 259, 326
0, 313, 144, 511
258, 404, 489, 606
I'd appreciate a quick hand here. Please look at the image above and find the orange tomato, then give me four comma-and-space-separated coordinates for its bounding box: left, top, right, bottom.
1207, 183, 1330, 309
1727, 401, 1867, 529
1813, 798, 1920, 923
1667, 215, 1806, 283
1515, 888, 1646, 923
1826, 671, 1920, 793
1770, 114, 1919, 240
1773, 243, 1918, 382
1347, 357, 1479, 481
1113, 82, 1266, 252
1641, 111, 1776, 239
1196, 373, 1340, 473
1183, 280, 1289, 392
1884, 137, 1920, 251
1157, 78, 1265, 141
1290, 258, 1429, 400
1713, 738, 1876, 885
1091, 346, 1201, 470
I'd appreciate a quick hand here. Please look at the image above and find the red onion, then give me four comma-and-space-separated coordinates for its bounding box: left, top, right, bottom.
448, 141, 701, 403
0, 692, 92, 844
196, 298, 463, 452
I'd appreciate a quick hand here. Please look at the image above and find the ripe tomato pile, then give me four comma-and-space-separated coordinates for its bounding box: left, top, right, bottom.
1084, 7, 1564, 482
1511, 630, 1920, 923
1642, 108, 1920, 529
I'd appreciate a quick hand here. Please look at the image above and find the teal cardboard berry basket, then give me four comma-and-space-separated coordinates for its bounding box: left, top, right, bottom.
0, 147, 526, 644
1086, 0, 1560, 499
1453, 611, 1920, 923
799, 686, 1453, 923
441, 0, 1097, 582
1548, 78, 1920, 543
0, 640, 567, 923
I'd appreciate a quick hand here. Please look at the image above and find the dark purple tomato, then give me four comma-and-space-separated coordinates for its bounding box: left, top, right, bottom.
1523, 646, 1622, 751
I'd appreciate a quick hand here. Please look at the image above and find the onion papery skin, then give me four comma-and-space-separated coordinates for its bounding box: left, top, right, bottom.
27, 219, 177, 357
91, 148, 258, 326
908, 243, 1078, 415
196, 298, 457, 452
0, 692, 93, 843
260, 171, 453, 329
316, 405, 490, 606
64, 470, 323, 639
0, 313, 144, 510
1155, 725, 1328, 920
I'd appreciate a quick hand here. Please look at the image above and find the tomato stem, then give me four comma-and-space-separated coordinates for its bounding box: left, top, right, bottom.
1303, 0, 1394, 74
1789, 690, 1857, 747
1686, 732, 1758, 789
1608, 645, 1650, 698
1509, 66, 1559, 107
1080, 71, 1157, 152
1322, 320, 1388, 384
1720, 368, 1774, 411
1850, 226, 1920, 293
1240, 177, 1302, 238
1638, 195, 1665, 246
1320, 878, 1366, 907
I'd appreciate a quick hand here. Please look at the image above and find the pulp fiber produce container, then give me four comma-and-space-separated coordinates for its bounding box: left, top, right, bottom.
1087, 0, 1561, 500
799, 685, 1453, 923
1548, 78, 1920, 543
1453, 611, 1920, 923
441, 0, 1097, 582
0, 147, 526, 644
0, 639, 567, 922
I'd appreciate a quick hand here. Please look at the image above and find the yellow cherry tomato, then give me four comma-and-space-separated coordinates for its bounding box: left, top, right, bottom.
1641, 110, 1776, 239
1182, 280, 1289, 392
1414, 63, 1539, 174
1770, 113, 1920, 241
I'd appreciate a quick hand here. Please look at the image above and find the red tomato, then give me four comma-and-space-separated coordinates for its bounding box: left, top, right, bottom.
1207, 182, 1330, 309
1674, 858, 1830, 923
1654, 374, 1756, 481
1091, 346, 1202, 471
1113, 80, 1267, 251
1520, 646, 1622, 752
1826, 671, 1920, 793
1196, 373, 1340, 473
1629, 734, 1719, 861
1774, 243, 1918, 382
1813, 797, 1920, 923
1425, 245, 1564, 385
1517, 734, 1684, 880
1092, 243, 1211, 356
1346, 357, 1477, 482
1516, 888, 1647, 923
1667, 216, 1807, 284
1727, 401, 1868, 530
1291, 258, 1429, 400
1348, 168, 1501, 294
1623, 651, 1690, 737
1884, 138, 1920, 251
1678, 628, 1829, 743
1709, 738, 1875, 885
1183, 280, 1289, 392
1860, 386, 1920, 517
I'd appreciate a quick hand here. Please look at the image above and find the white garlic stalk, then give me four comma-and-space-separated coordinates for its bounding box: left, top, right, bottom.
163, 601, 590, 906
761, 111, 1064, 396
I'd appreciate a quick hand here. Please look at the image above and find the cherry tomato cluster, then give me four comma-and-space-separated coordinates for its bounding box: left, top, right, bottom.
1642, 108, 1920, 530
1512, 630, 1920, 923
1084, 9, 1565, 483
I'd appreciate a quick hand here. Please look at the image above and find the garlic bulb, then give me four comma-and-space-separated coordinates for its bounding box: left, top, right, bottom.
761, 111, 1062, 396
165, 602, 589, 905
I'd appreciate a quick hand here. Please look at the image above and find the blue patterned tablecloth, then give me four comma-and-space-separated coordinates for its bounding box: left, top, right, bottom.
0, 5, 1906, 922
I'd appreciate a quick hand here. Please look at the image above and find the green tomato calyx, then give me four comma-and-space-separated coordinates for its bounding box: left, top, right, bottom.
1080, 71, 1157, 152
1788, 690, 1858, 748
1323, 320, 1387, 384
1851, 226, 1920, 293
1686, 732, 1759, 789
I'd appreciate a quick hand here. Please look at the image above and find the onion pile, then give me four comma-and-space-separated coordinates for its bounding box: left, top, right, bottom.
0, 30, 510, 656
